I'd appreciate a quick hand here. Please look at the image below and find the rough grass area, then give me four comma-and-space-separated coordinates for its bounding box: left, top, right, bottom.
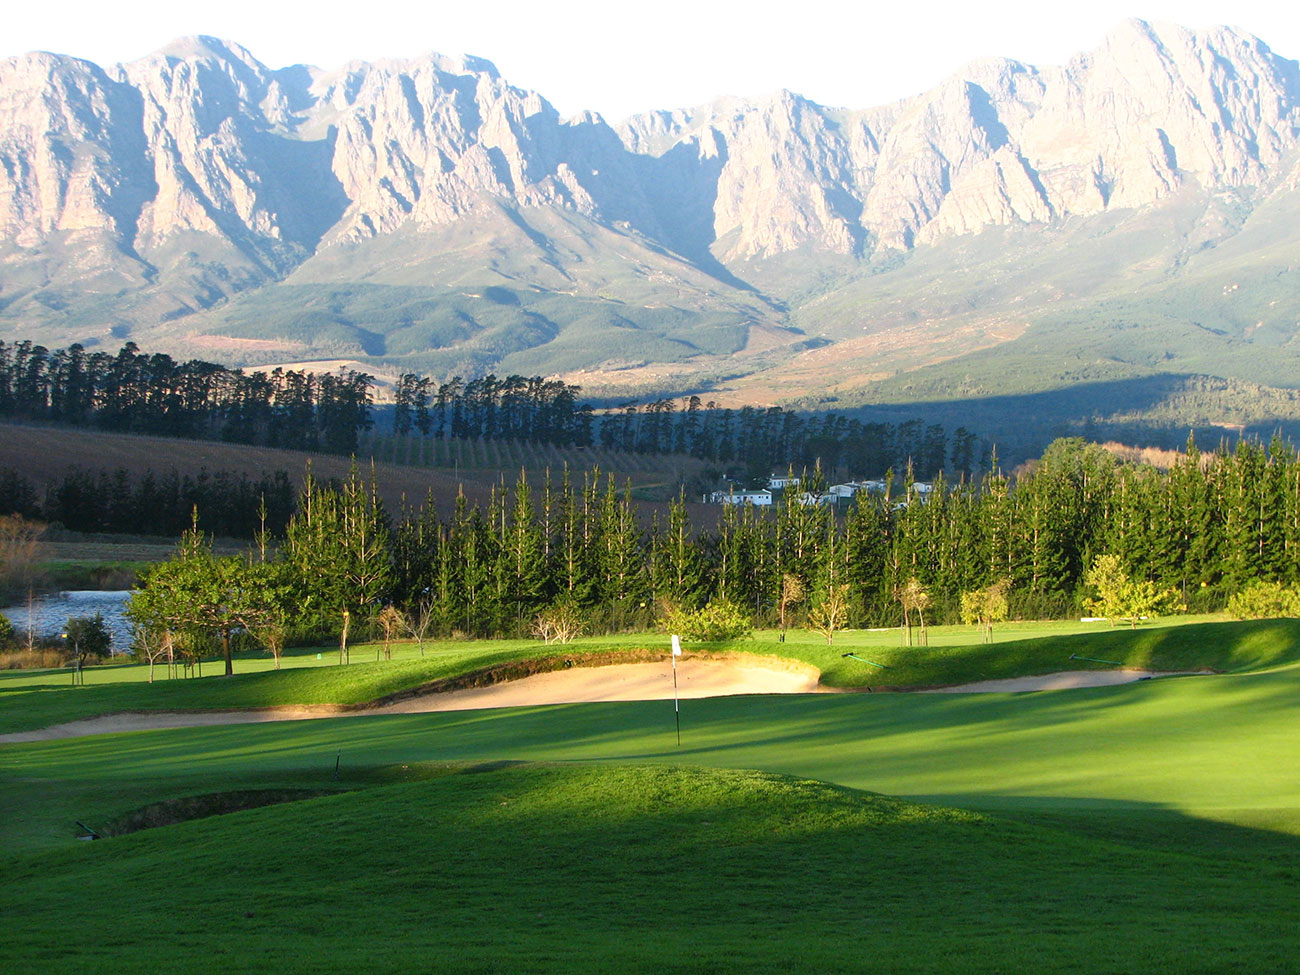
33, 558, 148, 591
0, 648, 72, 670
2, 764, 1296, 974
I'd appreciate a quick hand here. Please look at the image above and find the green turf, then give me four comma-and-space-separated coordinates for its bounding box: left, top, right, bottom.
757, 615, 1300, 686
2, 764, 1296, 974
4, 660, 1299, 850
2, 616, 1297, 736
4, 618, 1298, 972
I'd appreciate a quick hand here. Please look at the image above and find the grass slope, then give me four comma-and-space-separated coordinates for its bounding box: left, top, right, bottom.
3, 764, 1297, 974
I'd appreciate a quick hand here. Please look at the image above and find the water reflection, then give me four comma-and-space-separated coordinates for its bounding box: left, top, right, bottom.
0, 591, 133, 651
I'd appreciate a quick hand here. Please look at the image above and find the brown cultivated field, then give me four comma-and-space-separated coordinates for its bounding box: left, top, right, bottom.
0, 423, 713, 527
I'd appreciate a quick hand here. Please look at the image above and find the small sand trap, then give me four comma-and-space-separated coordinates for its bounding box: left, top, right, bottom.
377, 657, 823, 712
923, 669, 1205, 693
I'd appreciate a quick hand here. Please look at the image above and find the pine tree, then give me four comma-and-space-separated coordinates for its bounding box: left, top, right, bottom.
502, 471, 548, 631
594, 477, 646, 630
845, 490, 891, 623
283, 464, 391, 662
652, 492, 702, 609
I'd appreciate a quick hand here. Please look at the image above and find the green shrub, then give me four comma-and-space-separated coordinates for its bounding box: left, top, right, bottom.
660, 600, 752, 642
1227, 581, 1300, 620
64, 613, 112, 662
0, 612, 13, 646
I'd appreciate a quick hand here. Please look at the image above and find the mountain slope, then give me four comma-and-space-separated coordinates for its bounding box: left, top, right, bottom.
2, 21, 1300, 437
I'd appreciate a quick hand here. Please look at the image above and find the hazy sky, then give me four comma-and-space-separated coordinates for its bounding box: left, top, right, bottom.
7, 2, 1300, 120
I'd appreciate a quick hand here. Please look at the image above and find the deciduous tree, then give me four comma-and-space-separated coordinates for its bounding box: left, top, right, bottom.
808, 584, 849, 646
897, 577, 931, 646
960, 579, 1010, 643
1084, 554, 1180, 628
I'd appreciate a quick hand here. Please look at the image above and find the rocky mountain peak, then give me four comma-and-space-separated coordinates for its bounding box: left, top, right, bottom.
147, 35, 268, 72
1, 22, 1299, 368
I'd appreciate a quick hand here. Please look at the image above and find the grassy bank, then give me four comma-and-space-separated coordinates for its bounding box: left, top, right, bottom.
0, 640, 651, 734
2, 762, 1296, 974
30, 558, 148, 592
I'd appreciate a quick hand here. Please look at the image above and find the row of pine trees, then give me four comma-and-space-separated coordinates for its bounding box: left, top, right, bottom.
242, 435, 1300, 643
0, 341, 373, 452
0, 467, 298, 540
2, 341, 989, 481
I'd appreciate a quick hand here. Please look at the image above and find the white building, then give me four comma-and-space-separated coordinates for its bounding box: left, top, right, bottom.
708, 489, 774, 506
826, 480, 889, 499
767, 475, 801, 490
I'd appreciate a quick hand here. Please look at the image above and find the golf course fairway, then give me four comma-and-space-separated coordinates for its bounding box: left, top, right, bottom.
2, 625, 1298, 973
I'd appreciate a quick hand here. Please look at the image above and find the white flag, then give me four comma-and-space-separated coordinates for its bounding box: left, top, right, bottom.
671, 635, 682, 656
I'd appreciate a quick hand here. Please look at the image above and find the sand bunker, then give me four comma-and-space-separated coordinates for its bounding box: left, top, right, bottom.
0, 660, 1208, 744
923, 669, 1203, 693
0, 657, 820, 743
379, 657, 822, 711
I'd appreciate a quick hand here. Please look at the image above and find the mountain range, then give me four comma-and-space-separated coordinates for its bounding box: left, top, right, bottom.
3, 20, 1300, 444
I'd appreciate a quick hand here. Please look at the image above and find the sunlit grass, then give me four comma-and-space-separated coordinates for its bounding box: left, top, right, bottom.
5, 660, 1299, 849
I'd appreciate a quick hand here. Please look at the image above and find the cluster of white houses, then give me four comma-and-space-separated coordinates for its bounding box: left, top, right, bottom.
705, 476, 933, 507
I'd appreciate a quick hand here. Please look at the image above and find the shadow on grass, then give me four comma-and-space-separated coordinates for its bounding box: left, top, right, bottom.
5, 764, 1297, 974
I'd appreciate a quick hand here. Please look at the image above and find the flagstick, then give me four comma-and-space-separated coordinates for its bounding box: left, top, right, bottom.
671, 634, 682, 747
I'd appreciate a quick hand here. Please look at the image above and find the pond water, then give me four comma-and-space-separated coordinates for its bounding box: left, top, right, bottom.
0, 590, 133, 652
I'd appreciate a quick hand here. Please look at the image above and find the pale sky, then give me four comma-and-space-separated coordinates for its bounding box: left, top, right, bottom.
6, 1, 1299, 121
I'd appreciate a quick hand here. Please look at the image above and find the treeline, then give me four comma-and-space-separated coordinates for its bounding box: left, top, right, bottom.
593, 398, 984, 478
385, 434, 1300, 633
391, 381, 986, 478
0, 341, 372, 453
392, 373, 593, 444
2, 341, 989, 479
0, 467, 297, 539
130, 435, 1300, 660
